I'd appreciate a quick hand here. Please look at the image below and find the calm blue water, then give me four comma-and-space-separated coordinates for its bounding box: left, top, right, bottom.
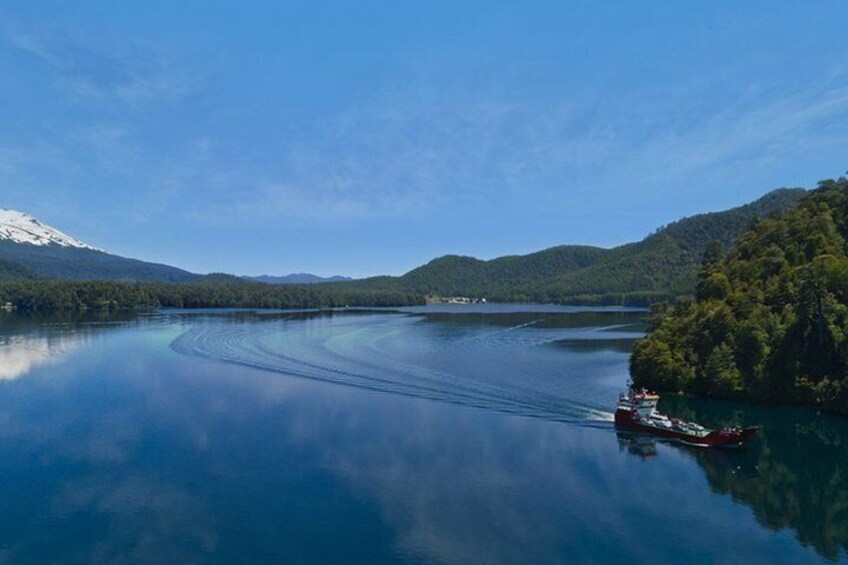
0, 306, 844, 564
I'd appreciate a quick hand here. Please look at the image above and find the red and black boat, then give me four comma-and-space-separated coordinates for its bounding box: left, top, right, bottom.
614, 388, 759, 447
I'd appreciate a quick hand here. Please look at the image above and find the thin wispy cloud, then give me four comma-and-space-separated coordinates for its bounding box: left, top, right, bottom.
0, 22, 202, 232
200, 72, 848, 224
4, 26, 196, 108
607, 79, 848, 203
5, 22, 848, 229
3, 2, 848, 275
202, 87, 604, 223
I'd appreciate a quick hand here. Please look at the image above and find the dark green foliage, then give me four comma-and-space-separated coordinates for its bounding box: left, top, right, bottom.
0, 258, 36, 280
333, 188, 805, 304
336, 246, 606, 299
0, 242, 199, 282
632, 178, 848, 415
0, 279, 423, 312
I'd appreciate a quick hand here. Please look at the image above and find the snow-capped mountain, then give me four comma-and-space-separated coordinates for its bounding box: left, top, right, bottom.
0, 208, 198, 282
0, 209, 100, 250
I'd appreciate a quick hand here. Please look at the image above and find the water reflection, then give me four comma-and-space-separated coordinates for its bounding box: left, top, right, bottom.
0, 333, 90, 380
0, 310, 150, 382
0, 310, 842, 563
616, 430, 659, 459
619, 397, 848, 562
0, 311, 129, 380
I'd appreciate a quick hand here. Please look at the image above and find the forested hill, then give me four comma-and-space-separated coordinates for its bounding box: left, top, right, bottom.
0, 242, 200, 283
332, 188, 805, 304
631, 177, 848, 415
0, 186, 805, 310
0, 258, 35, 281
397, 245, 606, 296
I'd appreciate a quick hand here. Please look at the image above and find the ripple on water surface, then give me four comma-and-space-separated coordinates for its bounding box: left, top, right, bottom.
170, 309, 643, 427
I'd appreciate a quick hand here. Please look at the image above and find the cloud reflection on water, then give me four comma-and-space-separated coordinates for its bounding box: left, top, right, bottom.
0, 332, 89, 381
0, 310, 836, 564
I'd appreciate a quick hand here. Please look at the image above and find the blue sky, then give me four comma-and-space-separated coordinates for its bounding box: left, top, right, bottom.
2, 1, 848, 277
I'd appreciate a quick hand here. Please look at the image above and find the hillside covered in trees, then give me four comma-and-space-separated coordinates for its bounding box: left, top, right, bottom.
0, 187, 805, 311
631, 177, 848, 415
0, 258, 35, 280
331, 188, 805, 305
0, 241, 199, 283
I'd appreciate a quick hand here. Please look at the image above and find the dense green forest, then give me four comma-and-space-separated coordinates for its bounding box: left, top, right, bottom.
0, 258, 35, 280
0, 279, 422, 312
330, 188, 805, 305
631, 177, 848, 415
0, 241, 199, 282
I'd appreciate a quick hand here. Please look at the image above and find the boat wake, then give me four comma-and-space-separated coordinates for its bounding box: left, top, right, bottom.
170, 314, 629, 428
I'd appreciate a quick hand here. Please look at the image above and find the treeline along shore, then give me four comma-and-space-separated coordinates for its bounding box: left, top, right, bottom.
0, 279, 424, 312
0, 279, 680, 313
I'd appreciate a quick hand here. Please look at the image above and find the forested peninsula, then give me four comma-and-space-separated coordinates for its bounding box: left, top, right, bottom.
631, 177, 848, 415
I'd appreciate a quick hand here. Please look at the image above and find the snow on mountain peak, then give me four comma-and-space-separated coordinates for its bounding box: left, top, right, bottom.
0, 209, 100, 250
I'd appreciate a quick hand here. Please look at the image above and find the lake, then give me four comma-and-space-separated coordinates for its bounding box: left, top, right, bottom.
0, 305, 845, 564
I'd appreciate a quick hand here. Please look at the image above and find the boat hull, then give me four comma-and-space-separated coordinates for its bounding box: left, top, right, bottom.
614, 408, 759, 447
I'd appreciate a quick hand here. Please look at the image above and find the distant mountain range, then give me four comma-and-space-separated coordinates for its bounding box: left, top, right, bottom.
0, 188, 807, 303
245, 274, 353, 285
